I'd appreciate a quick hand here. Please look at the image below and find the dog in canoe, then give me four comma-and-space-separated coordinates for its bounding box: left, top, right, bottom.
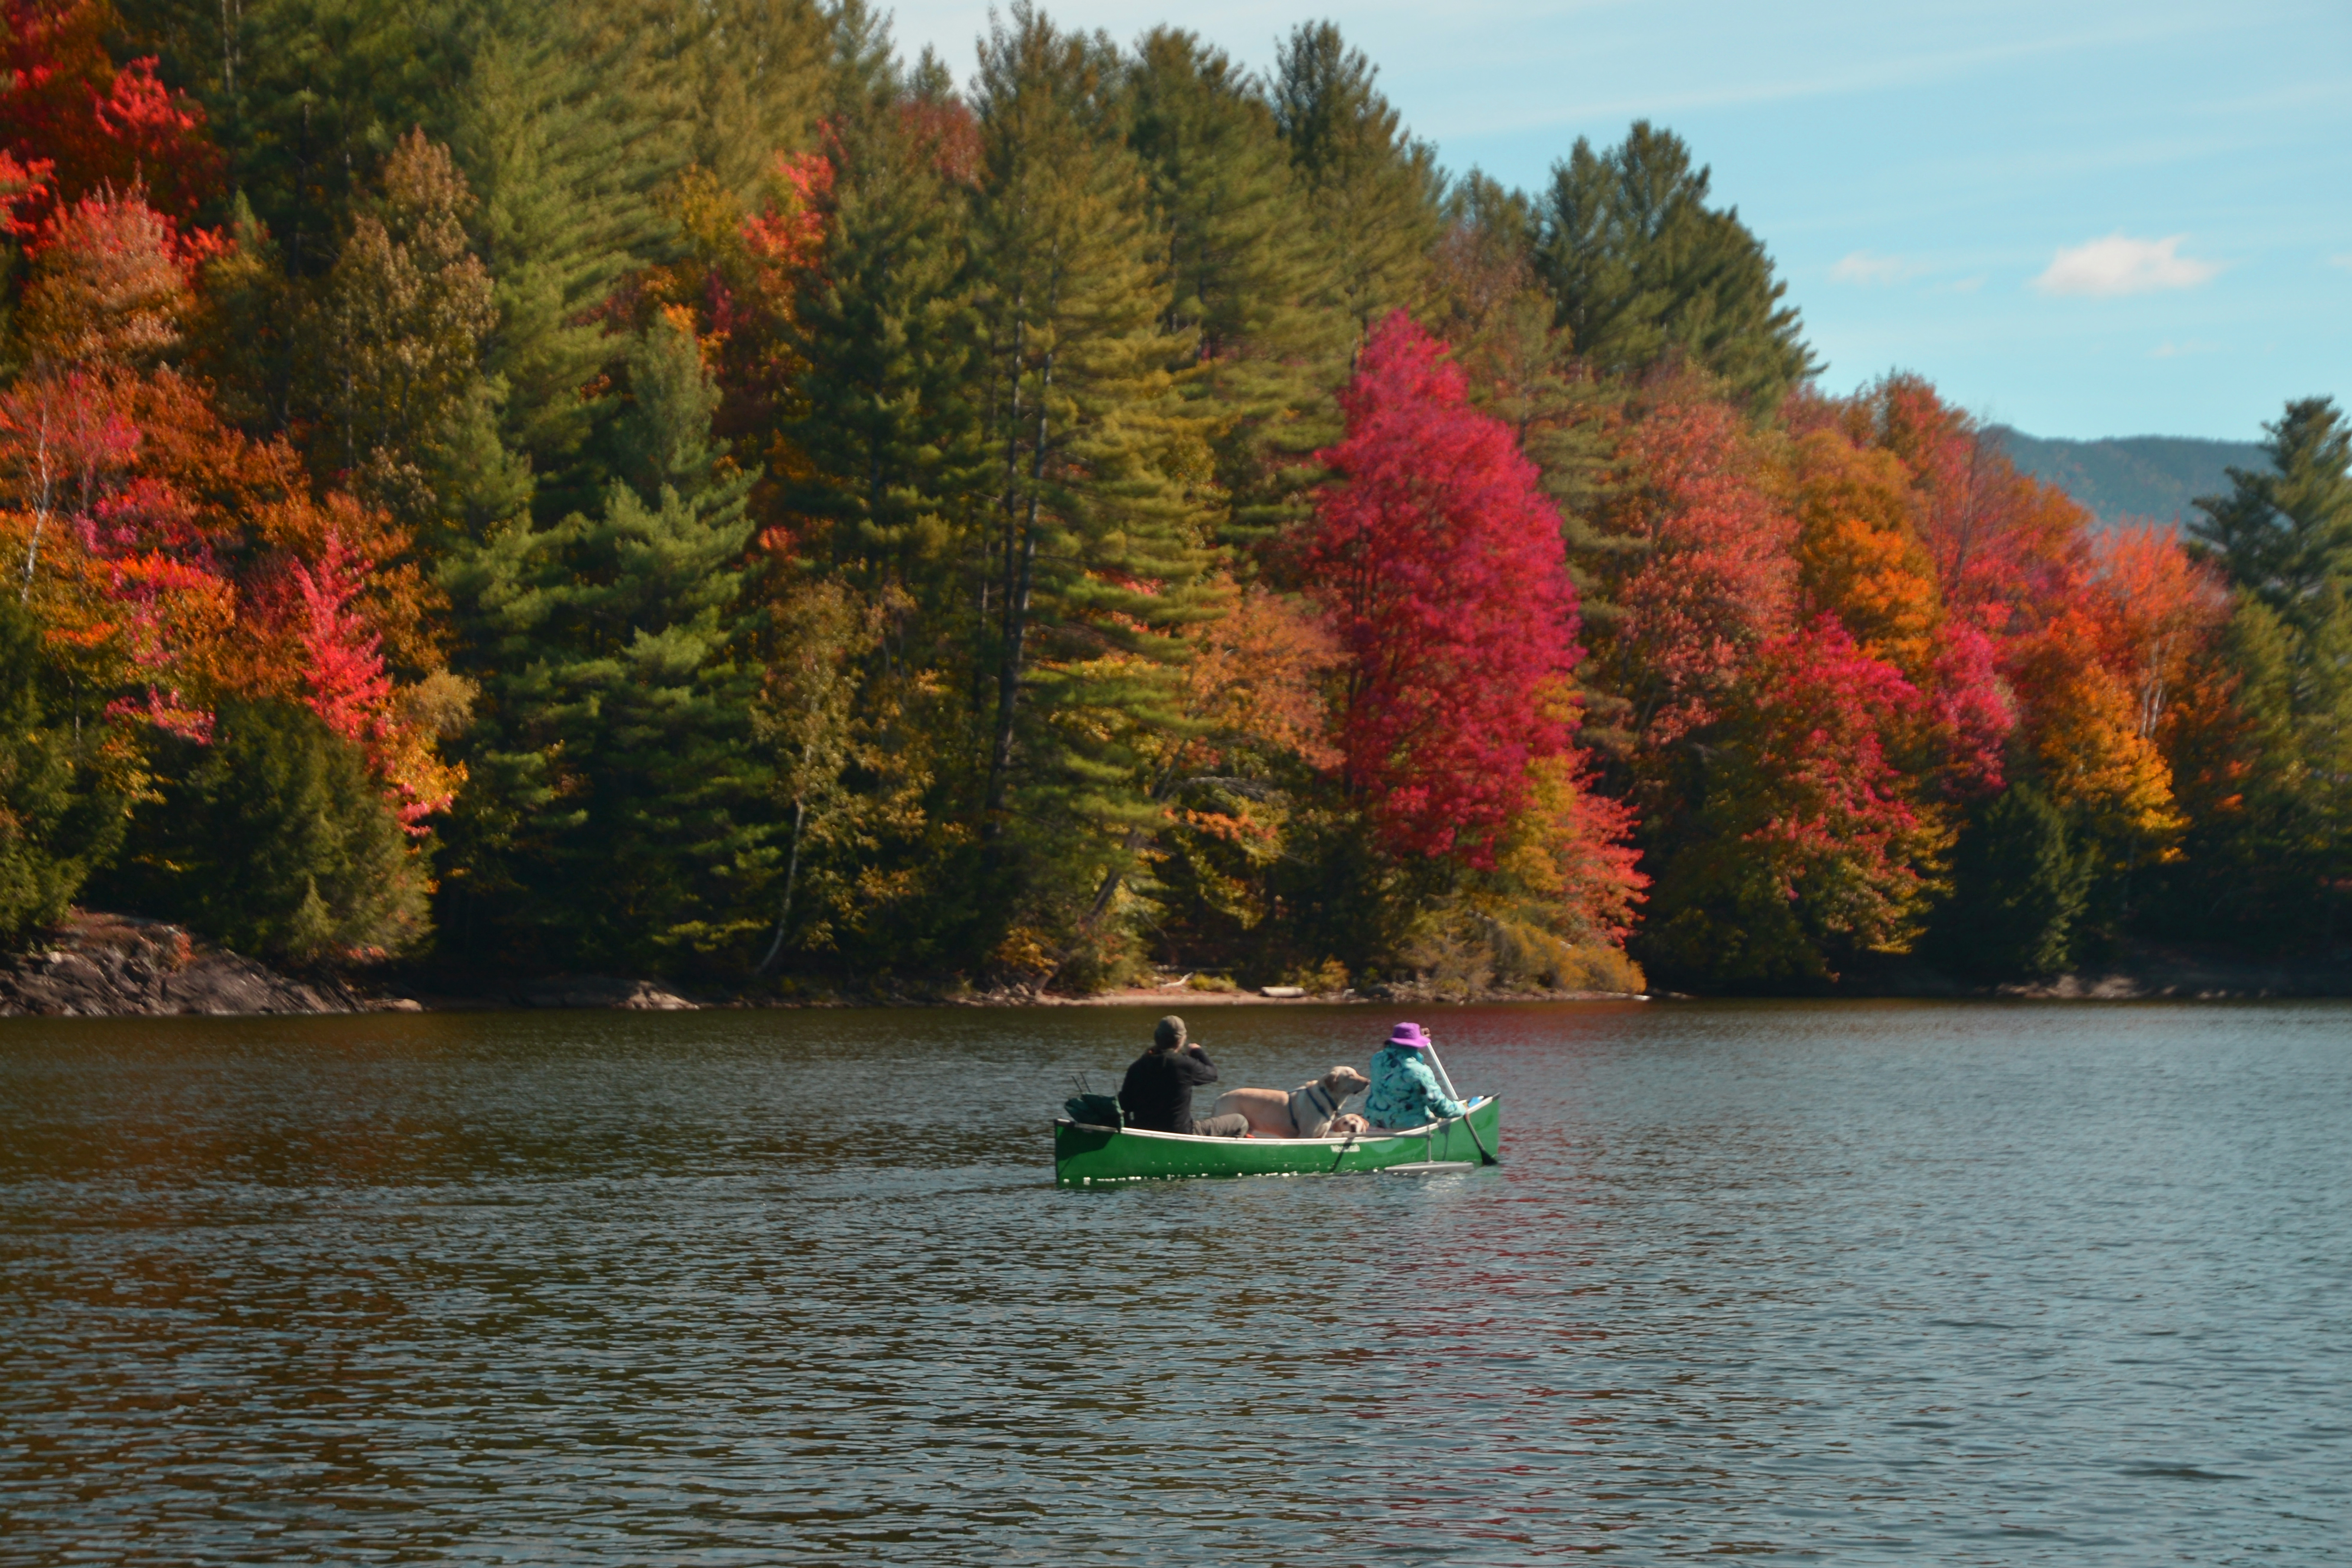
1212, 1066, 1372, 1139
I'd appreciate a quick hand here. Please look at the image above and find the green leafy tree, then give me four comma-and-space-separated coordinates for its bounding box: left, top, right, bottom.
309, 130, 528, 538
125, 0, 470, 276
1532, 121, 1814, 414
748, 575, 936, 972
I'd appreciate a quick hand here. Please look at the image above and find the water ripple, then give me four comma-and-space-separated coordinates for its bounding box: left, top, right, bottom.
2, 1000, 2347, 1563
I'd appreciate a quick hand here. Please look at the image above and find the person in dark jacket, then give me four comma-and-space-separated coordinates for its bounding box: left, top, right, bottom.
1119, 1016, 1251, 1137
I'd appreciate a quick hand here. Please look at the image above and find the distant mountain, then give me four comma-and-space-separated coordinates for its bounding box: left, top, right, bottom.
1990, 428, 2269, 531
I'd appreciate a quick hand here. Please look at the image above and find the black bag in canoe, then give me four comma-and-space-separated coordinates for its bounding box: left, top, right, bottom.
1063, 1093, 1123, 1128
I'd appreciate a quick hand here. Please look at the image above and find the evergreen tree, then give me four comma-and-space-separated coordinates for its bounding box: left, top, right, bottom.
441, 311, 772, 969
2179, 399, 2352, 939
1270, 21, 1439, 349
771, 87, 997, 971
451, 4, 676, 511
1123, 29, 1343, 538
784, 88, 986, 596
97, 699, 430, 960
652, 0, 834, 202
964, 5, 1217, 965
1532, 121, 1814, 414
2189, 397, 2352, 628
0, 593, 124, 945
1928, 784, 2090, 979
2184, 591, 2352, 937
1433, 168, 1629, 645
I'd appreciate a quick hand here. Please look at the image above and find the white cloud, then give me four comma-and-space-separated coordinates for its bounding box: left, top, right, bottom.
2332, 253, 2352, 271
1830, 250, 1923, 286
2032, 234, 2223, 297
2148, 339, 2216, 359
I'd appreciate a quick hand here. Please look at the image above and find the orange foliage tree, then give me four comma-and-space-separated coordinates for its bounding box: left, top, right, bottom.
0, 184, 460, 821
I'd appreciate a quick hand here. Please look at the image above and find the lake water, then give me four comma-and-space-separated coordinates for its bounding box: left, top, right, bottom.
1, 1001, 2346, 1564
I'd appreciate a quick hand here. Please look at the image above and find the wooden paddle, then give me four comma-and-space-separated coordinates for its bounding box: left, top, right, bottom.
1423, 1036, 1497, 1166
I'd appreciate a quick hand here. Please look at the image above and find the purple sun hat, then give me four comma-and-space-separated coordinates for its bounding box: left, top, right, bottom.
1386, 1021, 1431, 1051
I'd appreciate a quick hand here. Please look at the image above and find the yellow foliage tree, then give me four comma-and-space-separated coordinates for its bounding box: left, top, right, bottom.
1788, 428, 1941, 677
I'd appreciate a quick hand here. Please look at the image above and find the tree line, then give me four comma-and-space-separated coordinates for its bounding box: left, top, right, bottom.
2, 0, 2345, 992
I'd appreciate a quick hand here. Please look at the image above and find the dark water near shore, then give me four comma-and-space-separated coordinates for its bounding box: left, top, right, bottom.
2, 1002, 2347, 1564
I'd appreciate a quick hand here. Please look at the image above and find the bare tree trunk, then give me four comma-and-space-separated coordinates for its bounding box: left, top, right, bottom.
755, 796, 808, 974
20, 398, 55, 600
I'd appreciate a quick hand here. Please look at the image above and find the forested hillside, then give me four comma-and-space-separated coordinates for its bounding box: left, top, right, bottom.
3, 0, 2347, 993
1994, 428, 2270, 529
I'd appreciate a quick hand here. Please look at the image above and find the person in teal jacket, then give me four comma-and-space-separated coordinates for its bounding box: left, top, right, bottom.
1361, 1021, 1466, 1128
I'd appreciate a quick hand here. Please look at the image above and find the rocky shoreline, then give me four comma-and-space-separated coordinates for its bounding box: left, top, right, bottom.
0, 914, 723, 1017
5, 912, 2347, 1020
0, 913, 409, 1018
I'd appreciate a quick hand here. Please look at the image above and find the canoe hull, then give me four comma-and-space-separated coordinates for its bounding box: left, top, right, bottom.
1052, 1097, 1500, 1185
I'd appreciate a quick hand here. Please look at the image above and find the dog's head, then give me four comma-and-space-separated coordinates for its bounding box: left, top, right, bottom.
1322, 1065, 1371, 1097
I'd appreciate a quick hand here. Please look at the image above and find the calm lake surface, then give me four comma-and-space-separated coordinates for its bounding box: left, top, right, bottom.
2, 1001, 2346, 1564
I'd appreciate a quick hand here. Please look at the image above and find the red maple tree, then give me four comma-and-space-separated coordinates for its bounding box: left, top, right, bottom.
1608, 379, 1797, 750
1304, 311, 1585, 867
1, 0, 220, 226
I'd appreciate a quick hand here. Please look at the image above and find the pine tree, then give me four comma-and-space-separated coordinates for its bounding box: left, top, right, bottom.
1123, 28, 1343, 539
651, 0, 833, 204
0, 592, 125, 945
783, 90, 985, 595
451, 2, 677, 510
1928, 784, 2089, 979
1270, 21, 1440, 349
440, 311, 772, 969
773, 87, 997, 973
2190, 397, 2352, 630
97, 698, 430, 959
1432, 168, 1628, 655
1532, 121, 1814, 414
964, 5, 1217, 964
2180, 398, 2352, 939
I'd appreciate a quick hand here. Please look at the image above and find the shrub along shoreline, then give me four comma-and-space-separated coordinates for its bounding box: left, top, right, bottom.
5, 909, 2342, 1018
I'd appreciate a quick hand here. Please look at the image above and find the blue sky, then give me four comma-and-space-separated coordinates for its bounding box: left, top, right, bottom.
886, 0, 2351, 442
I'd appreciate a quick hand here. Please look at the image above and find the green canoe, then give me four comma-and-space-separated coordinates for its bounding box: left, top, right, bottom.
1053, 1096, 1501, 1185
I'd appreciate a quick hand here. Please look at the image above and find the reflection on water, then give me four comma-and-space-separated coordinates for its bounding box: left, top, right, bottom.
2, 1002, 2346, 1563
